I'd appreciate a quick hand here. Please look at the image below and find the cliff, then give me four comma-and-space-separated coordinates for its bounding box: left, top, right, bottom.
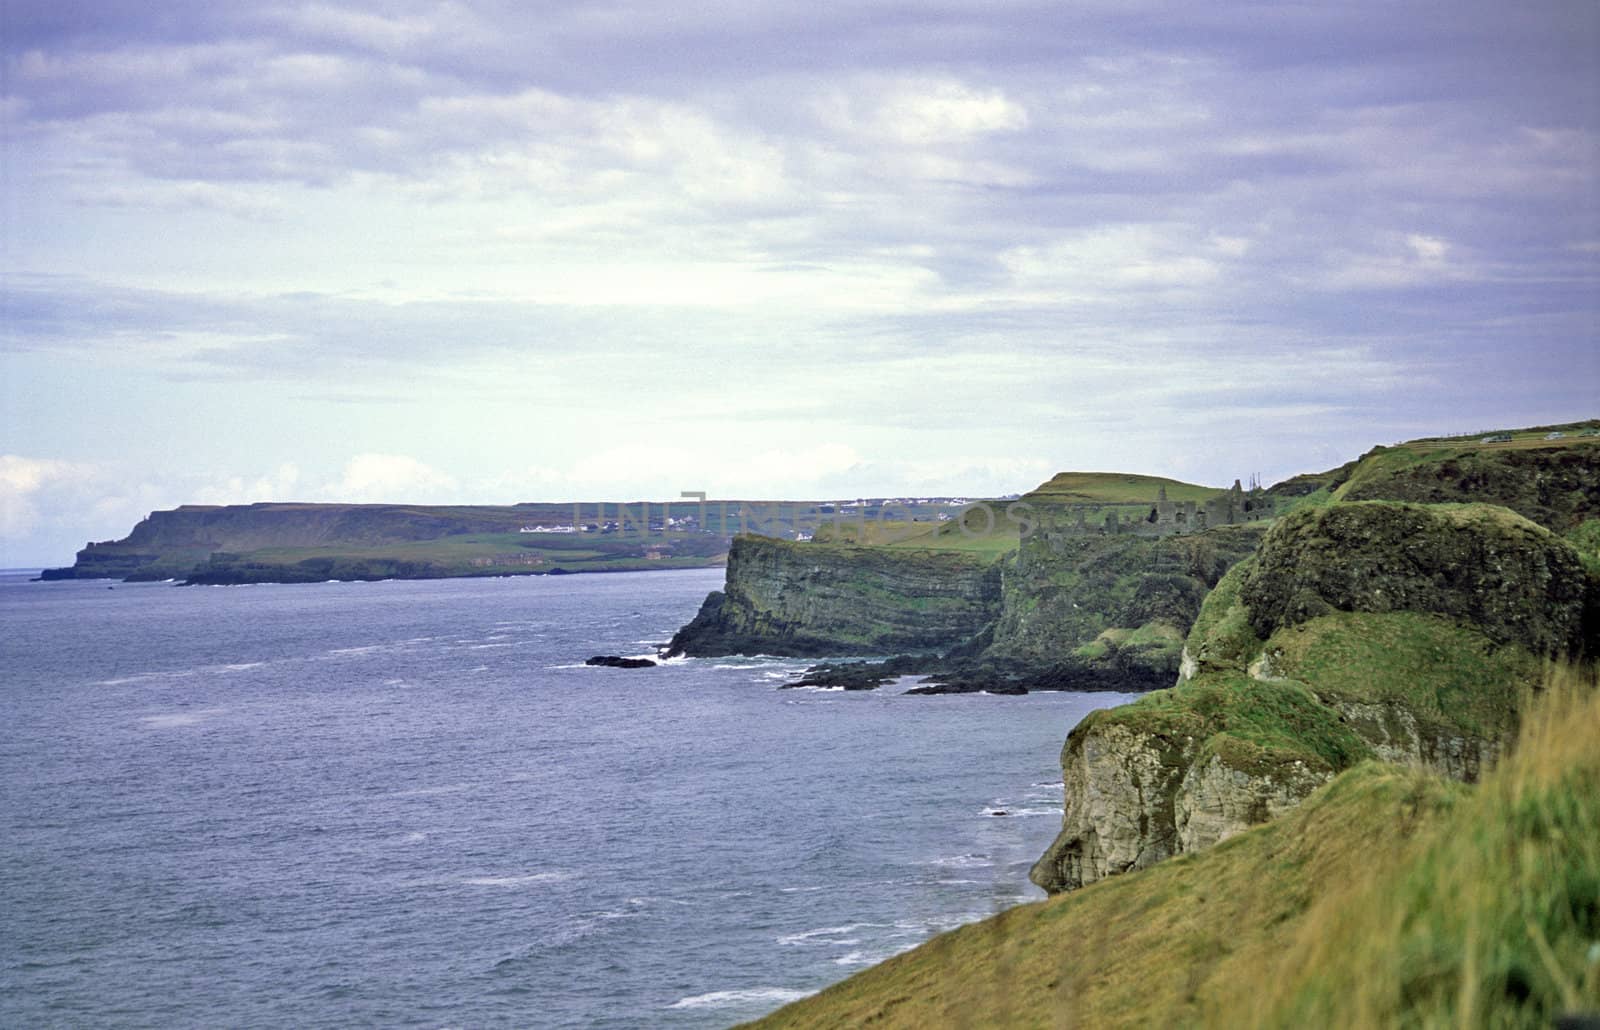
664, 535, 1003, 657
980, 513, 1267, 689
1030, 501, 1595, 894
670, 482, 1269, 685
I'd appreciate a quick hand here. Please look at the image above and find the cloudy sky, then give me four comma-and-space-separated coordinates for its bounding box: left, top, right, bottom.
3, 1, 1597, 565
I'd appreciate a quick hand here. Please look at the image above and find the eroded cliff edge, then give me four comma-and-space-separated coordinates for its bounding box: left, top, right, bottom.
1030, 500, 1597, 894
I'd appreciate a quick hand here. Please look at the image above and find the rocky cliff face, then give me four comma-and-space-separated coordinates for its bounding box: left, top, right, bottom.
665, 535, 1003, 657
985, 513, 1266, 686
1031, 500, 1594, 895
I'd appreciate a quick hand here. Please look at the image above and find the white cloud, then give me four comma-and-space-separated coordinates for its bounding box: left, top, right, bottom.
1317, 231, 1473, 291
192, 463, 302, 506
816, 77, 1028, 145
0, 455, 97, 538
999, 225, 1229, 299
325, 454, 458, 503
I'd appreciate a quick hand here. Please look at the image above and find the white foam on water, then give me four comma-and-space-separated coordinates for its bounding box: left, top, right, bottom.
216, 662, 265, 672
460, 872, 575, 887
94, 670, 195, 686
923, 854, 994, 869
388, 783, 470, 798
138, 707, 226, 728
326, 644, 386, 657
776, 923, 883, 946
667, 987, 809, 1010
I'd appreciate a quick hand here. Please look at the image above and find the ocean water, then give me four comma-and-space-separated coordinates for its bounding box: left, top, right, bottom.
0, 568, 1134, 1028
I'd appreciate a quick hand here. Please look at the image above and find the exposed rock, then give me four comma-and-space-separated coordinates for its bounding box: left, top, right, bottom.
1322, 699, 1501, 782
584, 655, 656, 669
1174, 754, 1330, 854
664, 535, 1002, 657
780, 654, 944, 691
1030, 676, 1361, 893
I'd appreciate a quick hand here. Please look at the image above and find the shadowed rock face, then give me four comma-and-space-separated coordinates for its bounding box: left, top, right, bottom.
664, 535, 1003, 658
1030, 500, 1597, 896
986, 515, 1266, 681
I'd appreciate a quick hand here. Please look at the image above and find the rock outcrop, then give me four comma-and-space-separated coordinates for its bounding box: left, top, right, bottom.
1031, 500, 1594, 895
1240, 502, 1592, 656
665, 535, 1003, 657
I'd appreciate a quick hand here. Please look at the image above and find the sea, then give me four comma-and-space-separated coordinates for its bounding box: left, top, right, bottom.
0, 567, 1135, 1028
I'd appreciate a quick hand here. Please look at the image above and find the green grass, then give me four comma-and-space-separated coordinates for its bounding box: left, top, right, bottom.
1182, 559, 1265, 677
1090, 671, 1372, 777
1566, 519, 1600, 576
744, 665, 1600, 1029
1264, 611, 1539, 740
813, 515, 1021, 560
1023, 471, 1221, 505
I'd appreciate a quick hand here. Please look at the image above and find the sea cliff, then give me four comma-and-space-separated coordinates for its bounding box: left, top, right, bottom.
665, 535, 1003, 657
1029, 500, 1595, 893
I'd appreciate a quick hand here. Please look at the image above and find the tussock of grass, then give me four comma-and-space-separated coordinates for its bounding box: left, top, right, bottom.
744, 665, 1600, 1029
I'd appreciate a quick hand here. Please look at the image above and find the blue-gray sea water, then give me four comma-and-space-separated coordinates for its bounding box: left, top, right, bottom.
0, 568, 1134, 1028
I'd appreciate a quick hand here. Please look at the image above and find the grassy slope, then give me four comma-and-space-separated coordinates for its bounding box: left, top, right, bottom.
813, 518, 1022, 560
745, 667, 1600, 1029
1024, 471, 1220, 505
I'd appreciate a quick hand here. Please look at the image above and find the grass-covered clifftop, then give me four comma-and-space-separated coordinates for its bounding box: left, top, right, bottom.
746, 667, 1600, 1028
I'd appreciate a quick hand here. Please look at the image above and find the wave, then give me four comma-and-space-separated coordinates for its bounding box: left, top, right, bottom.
138, 708, 226, 728
922, 854, 994, 869
667, 987, 809, 1010
460, 872, 575, 887
93, 670, 194, 686
325, 644, 388, 657
776, 923, 884, 947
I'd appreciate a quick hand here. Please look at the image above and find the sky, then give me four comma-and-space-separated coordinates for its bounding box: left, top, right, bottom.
2, 1, 1597, 566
